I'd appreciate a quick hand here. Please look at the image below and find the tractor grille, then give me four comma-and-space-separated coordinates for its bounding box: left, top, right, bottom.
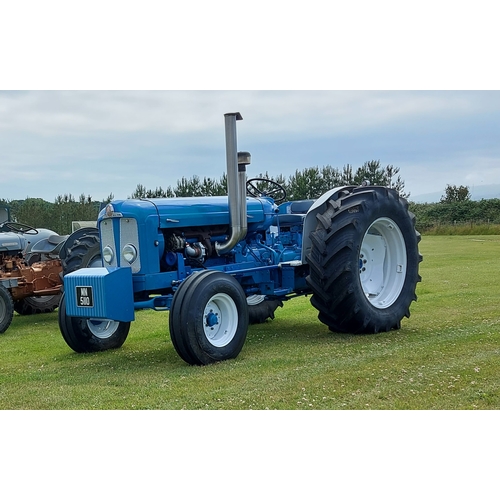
120, 218, 141, 273
100, 217, 141, 273
100, 219, 117, 267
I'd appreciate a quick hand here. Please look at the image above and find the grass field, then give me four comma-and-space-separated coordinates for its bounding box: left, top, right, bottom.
1, 235, 499, 410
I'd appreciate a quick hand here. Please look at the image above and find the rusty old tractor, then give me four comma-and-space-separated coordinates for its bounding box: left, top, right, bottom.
0, 204, 99, 333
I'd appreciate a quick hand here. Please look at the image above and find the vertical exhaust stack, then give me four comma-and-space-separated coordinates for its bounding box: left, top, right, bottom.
216, 112, 248, 255
238, 150, 251, 232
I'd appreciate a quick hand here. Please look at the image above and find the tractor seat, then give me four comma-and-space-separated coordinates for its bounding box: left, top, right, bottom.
276, 199, 315, 227
29, 234, 68, 255
48, 234, 68, 245
287, 200, 315, 214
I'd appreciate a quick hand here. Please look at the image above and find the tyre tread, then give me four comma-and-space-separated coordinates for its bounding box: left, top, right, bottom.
306, 187, 421, 334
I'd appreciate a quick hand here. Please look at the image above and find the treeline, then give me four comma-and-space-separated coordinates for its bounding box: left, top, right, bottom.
3, 160, 406, 234
409, 198, 500, 233
3, 162, 500, 236
0, 194, 109, 235
131, 161, 409, 200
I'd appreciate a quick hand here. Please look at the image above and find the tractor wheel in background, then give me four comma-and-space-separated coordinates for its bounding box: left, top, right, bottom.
60, 228, 101, 276
14, 295, 61, 316
247, 295, 283, 324
0, 286, 14, 334
58, 293, 130, 352
169, 270, 249, 365
306, 186, 422, 334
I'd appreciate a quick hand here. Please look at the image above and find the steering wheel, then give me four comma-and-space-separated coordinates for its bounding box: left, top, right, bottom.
3, 222, 39, 235
246, 178, 287, 203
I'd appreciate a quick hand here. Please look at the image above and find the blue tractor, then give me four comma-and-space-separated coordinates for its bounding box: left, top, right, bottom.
59, 113, 422, 365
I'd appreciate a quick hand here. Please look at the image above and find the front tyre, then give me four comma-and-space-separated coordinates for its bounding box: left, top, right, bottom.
306, 186, 422, 334
169, 271, 248, 365
58, 293, 130, 352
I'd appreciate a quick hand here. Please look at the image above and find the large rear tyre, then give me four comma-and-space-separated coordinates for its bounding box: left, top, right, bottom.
58, 293, 130, 352
247, 295, 283, 324
0, 286, 14, 334
306, 186, 422, 334
60, 228, 101, 276
169, 271, 249, 365
14, 295, 61, 315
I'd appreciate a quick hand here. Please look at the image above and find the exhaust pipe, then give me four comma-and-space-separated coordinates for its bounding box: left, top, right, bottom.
216, 112, 248, 255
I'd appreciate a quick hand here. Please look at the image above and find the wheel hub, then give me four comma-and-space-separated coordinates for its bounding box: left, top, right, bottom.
87, 319, 121, 339
202, 293, 238, 347
205, 310, 219, 328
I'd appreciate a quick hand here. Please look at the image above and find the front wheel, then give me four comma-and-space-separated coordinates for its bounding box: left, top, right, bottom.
169, 271, 249, 365
306, 186, 422, 333
0, 286, 14, 334
58, 293, 130, 352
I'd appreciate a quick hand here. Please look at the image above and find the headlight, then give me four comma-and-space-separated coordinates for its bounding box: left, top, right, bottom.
122, 244, 137, 264
105, 204, 114, 217
102, 245, 114, 264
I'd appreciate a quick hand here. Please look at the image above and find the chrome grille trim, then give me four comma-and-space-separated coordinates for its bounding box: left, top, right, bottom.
120, 218, 141, 273
100, 219, 117, 268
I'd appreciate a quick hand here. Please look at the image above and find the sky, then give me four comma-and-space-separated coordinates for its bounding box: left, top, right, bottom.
1, 90, 499, 203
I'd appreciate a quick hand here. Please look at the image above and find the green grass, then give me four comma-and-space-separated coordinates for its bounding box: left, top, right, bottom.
1, 235, 500, 410
422, 223, 500, 236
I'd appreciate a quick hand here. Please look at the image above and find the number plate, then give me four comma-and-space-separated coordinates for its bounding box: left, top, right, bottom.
76, 286, 94, 307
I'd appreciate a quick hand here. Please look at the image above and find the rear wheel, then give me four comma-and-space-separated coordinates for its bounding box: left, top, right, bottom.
58, 293, 130, 352
60, 228, 101, 276
169, 271, 248, 365
14, 295, 61, 315
306, 186, 422, 333
0, 286, 14, 334
247, 295, 283, 324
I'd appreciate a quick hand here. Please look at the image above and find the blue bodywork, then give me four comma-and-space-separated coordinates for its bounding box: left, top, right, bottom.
64, 194, 314, 321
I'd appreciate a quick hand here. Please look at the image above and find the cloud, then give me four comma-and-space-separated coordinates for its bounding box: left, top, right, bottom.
1, 91, 499, 202
3, 90, 498, 138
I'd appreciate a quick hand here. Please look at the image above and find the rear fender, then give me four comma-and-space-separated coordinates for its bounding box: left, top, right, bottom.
301, 186, 353, 262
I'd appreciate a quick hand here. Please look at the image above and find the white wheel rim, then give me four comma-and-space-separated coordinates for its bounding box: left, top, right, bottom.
87, 319, 120, 339
359, 217, 406, 309
203, 293, 238, 347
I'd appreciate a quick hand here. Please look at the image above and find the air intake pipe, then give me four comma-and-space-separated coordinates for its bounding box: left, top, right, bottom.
216, 112, 248, 255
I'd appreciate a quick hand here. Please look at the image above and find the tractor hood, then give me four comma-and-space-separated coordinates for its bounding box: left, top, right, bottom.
99, 196, 276, 233
0, 232, 26, 253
